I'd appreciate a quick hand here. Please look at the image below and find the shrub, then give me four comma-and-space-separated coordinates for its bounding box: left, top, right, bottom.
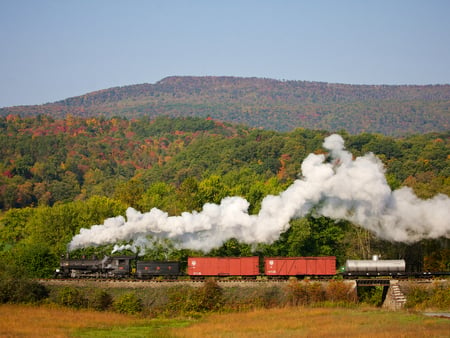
405, 283, 450, 310
258, 286, 283, 308
286, 281, 325, 306
56, 287, 87, 309
404, 285, 429, 309
165, 279, 225, 315
165, 285, 195, 315
12, 280, 49, 304
308, 282, 326, 303
0, 262, 49, 304
89, 289, 113, 311
357, 286, 384, 306
325, 280, 356, 303
113, 292, 143, 315
429, 284, 450, 309
286, 280, 308, 306
195, 278, 224, 312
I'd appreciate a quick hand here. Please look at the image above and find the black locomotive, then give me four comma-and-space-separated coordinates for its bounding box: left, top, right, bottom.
55, 255, 136, 278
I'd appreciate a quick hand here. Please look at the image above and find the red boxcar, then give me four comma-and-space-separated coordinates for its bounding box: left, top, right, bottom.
264, 257, 336, 276
187, 257, 260, 276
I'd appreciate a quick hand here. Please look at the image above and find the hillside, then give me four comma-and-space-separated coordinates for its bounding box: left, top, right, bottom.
0, 115, 449, 277
1, 76, 449, 135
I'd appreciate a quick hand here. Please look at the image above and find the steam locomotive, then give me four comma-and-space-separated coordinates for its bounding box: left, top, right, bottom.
55, 254, 437, 279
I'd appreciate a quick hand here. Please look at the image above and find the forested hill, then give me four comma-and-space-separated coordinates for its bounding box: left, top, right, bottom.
1, 76, 449, 135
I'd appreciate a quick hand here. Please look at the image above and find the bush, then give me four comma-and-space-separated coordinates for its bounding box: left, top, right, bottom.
325, 280, 356, 303
286, 280, 308, 306
429, 284, 450, 309
0, 262, 49, 304
405, 283, 450, 310
195, 278, 224, 312
89, 289, 113, 311
56, 287, 87, 309
286, 281, 325, 306
113, 292, 143, 315
13, 281, 49, 304
357, 286, 384, 306
308, 282, 326, 303
0, 278, 49, 304
404, 285, 429, 310
258, 286, 283, 308
165, 279, 224, 315
165, 285, 195, 315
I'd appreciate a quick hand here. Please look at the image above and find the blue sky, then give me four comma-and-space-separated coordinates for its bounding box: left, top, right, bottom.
1, 0, 449, 108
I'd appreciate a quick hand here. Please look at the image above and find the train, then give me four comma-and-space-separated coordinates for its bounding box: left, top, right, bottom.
54, 254, 444, 279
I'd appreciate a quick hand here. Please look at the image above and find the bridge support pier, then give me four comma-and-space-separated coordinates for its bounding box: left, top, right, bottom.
381, 285, 389, 303
382, 280, 406, 310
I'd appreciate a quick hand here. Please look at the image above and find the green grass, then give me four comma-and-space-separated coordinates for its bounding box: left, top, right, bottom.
72, 319, 192, 338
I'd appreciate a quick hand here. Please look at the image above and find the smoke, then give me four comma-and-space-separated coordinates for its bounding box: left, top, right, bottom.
69, 134, 450, 253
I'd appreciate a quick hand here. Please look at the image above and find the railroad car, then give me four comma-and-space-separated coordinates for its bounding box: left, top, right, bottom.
187, 256, 260, 277
264, 256, 336, 277
136, 261, 181, 279
344, 256, 406, 277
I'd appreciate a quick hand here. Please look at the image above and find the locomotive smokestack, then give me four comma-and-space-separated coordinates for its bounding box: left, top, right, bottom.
68, 134, 450, 253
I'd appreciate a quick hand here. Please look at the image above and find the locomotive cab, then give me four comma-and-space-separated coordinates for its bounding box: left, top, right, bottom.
106, 256, 134, 278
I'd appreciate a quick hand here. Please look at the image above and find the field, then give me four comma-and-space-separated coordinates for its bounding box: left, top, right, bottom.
1, 304, 449, 337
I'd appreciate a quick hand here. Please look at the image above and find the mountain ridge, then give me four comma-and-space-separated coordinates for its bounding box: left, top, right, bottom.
1, 76, 449, 135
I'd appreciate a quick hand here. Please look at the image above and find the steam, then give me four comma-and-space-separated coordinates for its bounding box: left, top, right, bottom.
69, 134, 450, 253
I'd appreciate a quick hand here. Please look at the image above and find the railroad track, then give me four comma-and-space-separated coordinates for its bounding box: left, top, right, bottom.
37, 277, 296, 288
38, 276, 445, 288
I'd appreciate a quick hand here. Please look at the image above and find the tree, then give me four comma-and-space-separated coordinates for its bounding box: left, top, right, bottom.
23, 196, 126, 255
12, 242, 57, 278
113, 179, 145, 209
209, 238, 252, 257
197, 175, 229, 205
177, 177, 201, 211
0, 207, 35, 245
138, 181, 179, 214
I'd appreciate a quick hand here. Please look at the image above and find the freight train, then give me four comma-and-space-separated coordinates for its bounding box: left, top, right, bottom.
55, 254, 444, 279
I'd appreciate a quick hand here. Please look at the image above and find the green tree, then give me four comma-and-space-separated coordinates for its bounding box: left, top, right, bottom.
197, 175, 229, 205
177, 177, 201, 211
209, 238, 252, 257
113, 179, 145, 209
12, 242, 57, 278
138, 181, 178, 214
0, 207, 35, 246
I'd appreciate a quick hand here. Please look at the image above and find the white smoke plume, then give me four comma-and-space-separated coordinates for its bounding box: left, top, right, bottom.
69, 134, 450, 252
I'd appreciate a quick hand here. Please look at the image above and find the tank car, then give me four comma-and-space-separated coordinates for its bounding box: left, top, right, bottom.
344, 256, 406, 277
136, 261, 181, 279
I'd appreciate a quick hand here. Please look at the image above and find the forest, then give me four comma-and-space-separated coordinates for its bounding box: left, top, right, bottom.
0, 114, 449, 278
1, 76, 449, 135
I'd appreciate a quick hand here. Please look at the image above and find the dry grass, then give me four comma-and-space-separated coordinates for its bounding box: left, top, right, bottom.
1, 304, 448, 337
170, 307, 450, 338
0, 304, 140, 337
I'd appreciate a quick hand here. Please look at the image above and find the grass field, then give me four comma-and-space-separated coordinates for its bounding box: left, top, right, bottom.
1, 304, 448, 337
168, 307, 450, 338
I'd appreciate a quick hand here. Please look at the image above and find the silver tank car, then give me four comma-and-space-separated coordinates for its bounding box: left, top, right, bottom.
345, 256, 405, 275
